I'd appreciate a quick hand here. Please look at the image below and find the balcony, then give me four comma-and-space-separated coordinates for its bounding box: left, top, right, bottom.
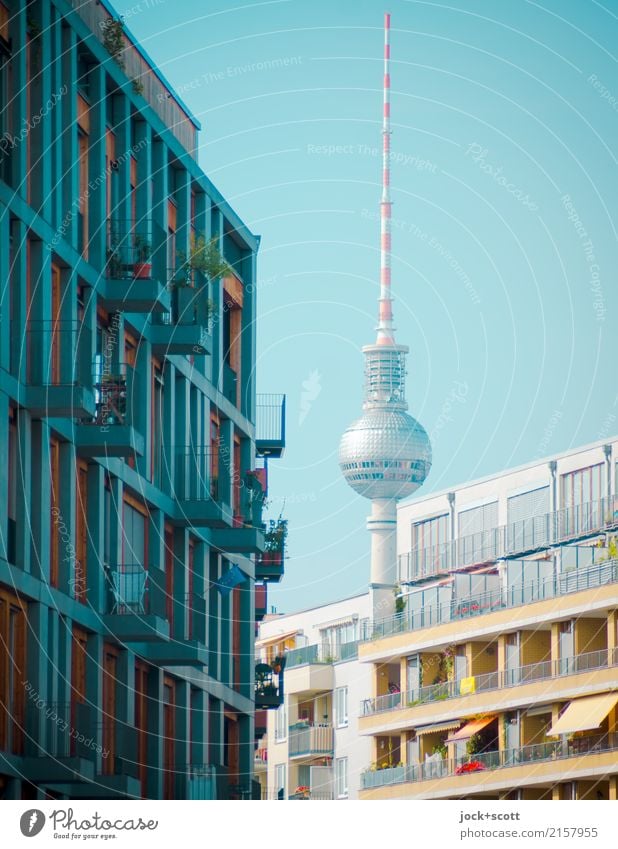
360, 733, 618, 796
288, 723, 334, 759
172, 447, 232, 527
399, 496, 618, 582
256, 393, 286, 458
74, 362, 144, 458
15, 321, 96, 419
210, 474, 267, 553
360, 647, 618, 718
366, 557, 618, 643
22, 702, 96, 784
284, 645, 335, 695
101, 221, 170, 314
149, 272, 213, 356
187, 764, 217, 800
255, 661, 284, 710
102, 563, 169, 643
255, 582, 267, 621
255, 518, 287, 582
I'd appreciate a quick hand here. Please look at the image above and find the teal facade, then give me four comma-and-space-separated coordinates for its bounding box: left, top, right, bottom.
0, 0, 283, 800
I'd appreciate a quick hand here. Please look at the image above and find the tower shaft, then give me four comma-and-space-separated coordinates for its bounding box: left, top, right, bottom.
377, 11, 395, 347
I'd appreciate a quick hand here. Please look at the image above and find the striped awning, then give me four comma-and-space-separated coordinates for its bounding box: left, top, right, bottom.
548, 693, 618, 736
445, 716, 495, 744
415, 720, 461, 737
255, 629, 300, 649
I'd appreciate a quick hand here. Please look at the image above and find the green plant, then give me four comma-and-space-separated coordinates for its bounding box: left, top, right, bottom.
394, 583, 406, 615
264, 517, 288, 554
432, 741, 447, 759
434, 644, 456, 683
101, 19, 125, 70
176, 235, 232, 281
134, 234, 152, 262
466, 733, 481, 758
132, 77, 144, 96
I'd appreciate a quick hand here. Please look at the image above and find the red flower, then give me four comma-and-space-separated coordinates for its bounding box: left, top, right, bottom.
456, 761, 486, 774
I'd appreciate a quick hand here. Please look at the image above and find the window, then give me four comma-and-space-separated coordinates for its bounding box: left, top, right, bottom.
507, 486, 550, 553
335, 687, 348, 728
274, 703, 287, 742
335, 757, 348, 799
411, 513, 449, 576
275, 764, 286, 800
320, 621, 357, 659
561, 464, 604, 536
458, 501, 499, 565
0, 587, 27, 754
0, 26, 12, 184
122, 498, 147, 566
407, 654, 420, 695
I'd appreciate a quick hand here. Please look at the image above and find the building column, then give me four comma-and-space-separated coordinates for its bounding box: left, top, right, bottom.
8, 3, 27, 201
87, 63, 107, 269
147, 667, 164, 799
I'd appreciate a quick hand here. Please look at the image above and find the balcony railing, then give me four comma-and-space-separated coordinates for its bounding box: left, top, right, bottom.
14, 320, 92, 388
365, 558, 618, 642
255, 393, 286, 457
106, 220, 154, 279
89, 361, 138, 427
400, 497, 617, 582
288, 723, 334, 758
361, 647, 618, 716
360, 733, 618, 789
173, 447, 219, 502
285, 641, 358, 669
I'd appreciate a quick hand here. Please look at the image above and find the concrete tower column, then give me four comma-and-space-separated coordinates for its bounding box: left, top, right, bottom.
368, 499, 398, 621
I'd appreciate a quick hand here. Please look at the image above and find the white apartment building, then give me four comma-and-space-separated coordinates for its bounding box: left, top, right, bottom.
255, 593, 372, 800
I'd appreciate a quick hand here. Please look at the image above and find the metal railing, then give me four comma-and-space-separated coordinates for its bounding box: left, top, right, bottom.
400, 497, 616, 581
173, 447, 220, 502
105, 564, 150, 615
256, 394, 286, 445
285, 641, 359, 669
360, 733, 618, 789
13, 320, 92, 387
90, 361, 138, 427
288, 723, 334, 758
106, 220, 153, 279
367, 558, 618, 641
361, 648, 618, 716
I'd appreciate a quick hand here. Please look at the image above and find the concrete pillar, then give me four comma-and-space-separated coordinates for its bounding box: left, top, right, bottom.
239, 575, 253, 699
368, 499, 397, 621
87, 63, 107, 269
147, 667, 164, 799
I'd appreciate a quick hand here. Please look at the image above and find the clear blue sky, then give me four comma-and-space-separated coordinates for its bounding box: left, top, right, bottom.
121, 0, 618, 612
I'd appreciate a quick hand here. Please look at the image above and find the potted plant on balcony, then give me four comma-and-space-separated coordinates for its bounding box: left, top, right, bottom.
133, 235, 152, 279
261, 517, 288, 566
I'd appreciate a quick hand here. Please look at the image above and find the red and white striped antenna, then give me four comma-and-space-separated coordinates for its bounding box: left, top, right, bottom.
376, 11, 395, 347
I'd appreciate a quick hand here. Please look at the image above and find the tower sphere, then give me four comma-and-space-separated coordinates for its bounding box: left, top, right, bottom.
339, 408, 432, 500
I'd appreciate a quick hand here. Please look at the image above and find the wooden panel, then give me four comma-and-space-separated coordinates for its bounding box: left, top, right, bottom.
135, 660, 149, 796
77, 94, 90, 133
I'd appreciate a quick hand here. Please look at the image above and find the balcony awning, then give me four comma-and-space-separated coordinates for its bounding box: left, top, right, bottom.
415, 720, 461, 737
445, 716, 496, 744
255, 629, 299, 649
317, 614, 358, 630
548, 692, 618, 736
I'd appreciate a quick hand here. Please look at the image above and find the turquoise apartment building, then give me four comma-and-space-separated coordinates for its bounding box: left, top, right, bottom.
0, 0, 285, 799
